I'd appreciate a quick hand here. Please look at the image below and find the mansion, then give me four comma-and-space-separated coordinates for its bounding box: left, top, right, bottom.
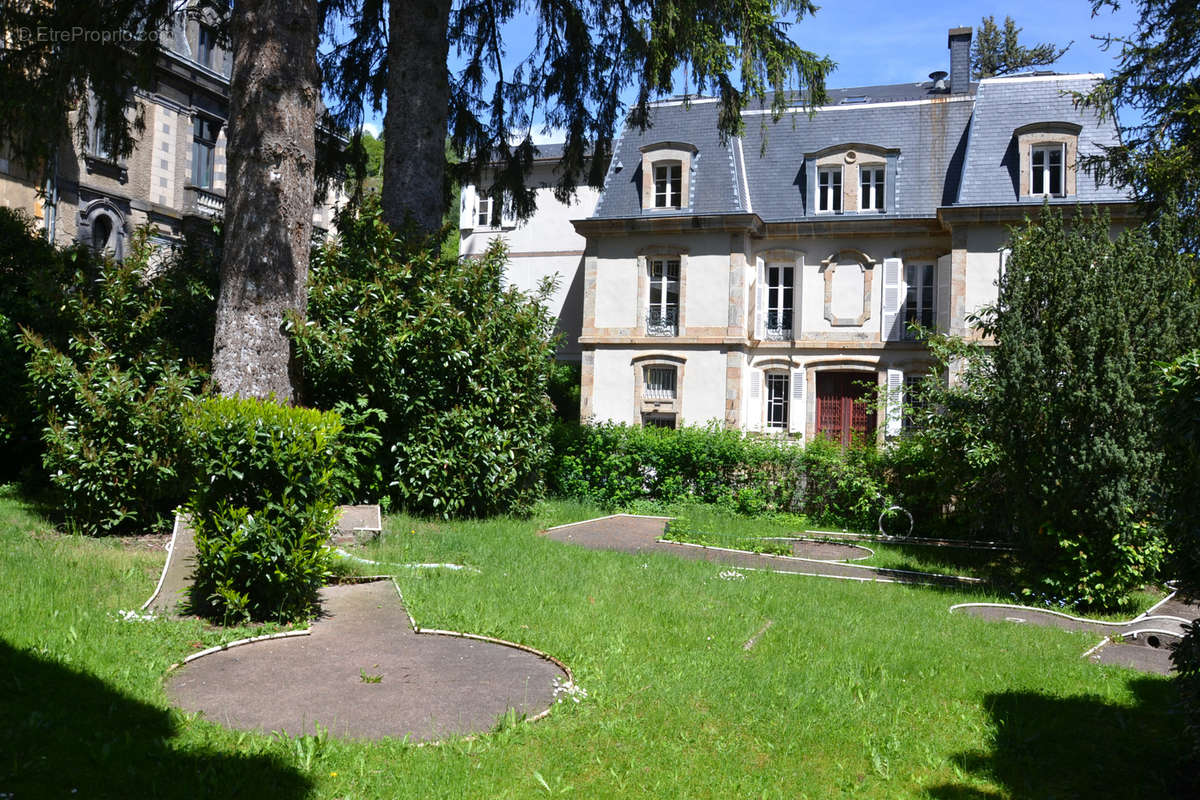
0, 3, 343, 258
461, 26, 1134, 443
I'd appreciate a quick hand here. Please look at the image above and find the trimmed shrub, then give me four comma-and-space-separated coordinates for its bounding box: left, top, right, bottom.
549, 421, 889, 531
289, 198, 558, 517
19, 229, 211, 533
185, 397, 341, 624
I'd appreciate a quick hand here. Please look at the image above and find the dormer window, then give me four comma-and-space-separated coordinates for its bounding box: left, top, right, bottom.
654, 163, 682, 208
198, 25, 216, 69
860, 166, 885, 211
1031, 144, 1064, 196
1015, 122, 1080, 199
818, 167, 842, 213
639, 142, 696, 211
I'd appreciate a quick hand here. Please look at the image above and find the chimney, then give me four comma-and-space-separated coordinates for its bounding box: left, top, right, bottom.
947, 26, 972, 94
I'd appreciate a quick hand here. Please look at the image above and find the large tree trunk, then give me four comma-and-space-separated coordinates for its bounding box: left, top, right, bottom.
381, 0, 452, 233
212, 0, 319, 402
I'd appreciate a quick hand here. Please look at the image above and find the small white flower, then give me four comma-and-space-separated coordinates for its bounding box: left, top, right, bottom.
115, 609, 156, 623
551, 676, 588, 704
718, 570, 746, 581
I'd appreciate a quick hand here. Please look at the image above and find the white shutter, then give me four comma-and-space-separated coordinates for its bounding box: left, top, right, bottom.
748, 370, 762, 431
500, 191, 516, 228
754, 257, 765, 339
460, 184, 477, 230
885, 368, 904, 437
936, 253, 952, 331
788, 368, 805, 435
881, 257, 903, 341
999, 247, 1011, 281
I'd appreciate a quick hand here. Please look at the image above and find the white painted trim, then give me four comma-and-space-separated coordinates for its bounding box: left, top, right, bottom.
949, 602, 1189, 628
660, 539, 981, 583
333, 548, 481, 573
743, 95, 975, 116
735, 136, 753, 214
978, 72, 1104, 85
540, 513, 672, 532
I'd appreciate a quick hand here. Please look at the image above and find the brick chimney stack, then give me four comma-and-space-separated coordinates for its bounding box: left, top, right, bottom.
948, 26, 973, 94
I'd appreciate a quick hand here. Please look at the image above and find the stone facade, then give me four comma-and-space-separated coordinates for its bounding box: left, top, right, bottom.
0, 2, 344, 258
569, 26, 1136, 441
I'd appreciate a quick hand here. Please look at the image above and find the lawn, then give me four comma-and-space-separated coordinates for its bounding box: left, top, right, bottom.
0, 488, 1186, 799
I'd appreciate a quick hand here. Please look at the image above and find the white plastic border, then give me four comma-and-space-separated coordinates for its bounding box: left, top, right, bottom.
140, 511, 185, 612
165, 577, 574, 731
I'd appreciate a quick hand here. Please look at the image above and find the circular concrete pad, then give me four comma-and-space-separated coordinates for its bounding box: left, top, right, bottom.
789, 540, 872, 561
166, 581, 567, 741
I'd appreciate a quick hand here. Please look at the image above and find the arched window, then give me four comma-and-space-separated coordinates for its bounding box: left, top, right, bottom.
91, 214, 114, 253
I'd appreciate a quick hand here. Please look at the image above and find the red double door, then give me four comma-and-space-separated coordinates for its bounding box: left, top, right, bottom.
815, 372, 876, 446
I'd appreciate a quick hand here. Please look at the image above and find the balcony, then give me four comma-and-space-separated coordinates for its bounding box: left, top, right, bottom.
184, 185, 225, 219
765, 310, 793, 340
646, 307, 678, 337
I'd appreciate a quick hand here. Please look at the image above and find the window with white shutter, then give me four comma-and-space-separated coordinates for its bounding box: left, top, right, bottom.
789, 368, 805, 435
754, 257, 766, 340
881, 257, 903, 341
885, 368, 903, 437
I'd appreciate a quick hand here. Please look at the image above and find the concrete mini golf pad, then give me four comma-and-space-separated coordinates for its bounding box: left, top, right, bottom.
166, 580, 568, 741
543, 514, 980, 587
951, 596, 1199, 676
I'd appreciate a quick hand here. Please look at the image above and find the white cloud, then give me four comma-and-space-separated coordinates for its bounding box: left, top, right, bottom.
362, 121, 382, 138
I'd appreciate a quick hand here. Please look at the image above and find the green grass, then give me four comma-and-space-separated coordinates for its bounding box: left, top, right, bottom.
0, 488, 1186, 798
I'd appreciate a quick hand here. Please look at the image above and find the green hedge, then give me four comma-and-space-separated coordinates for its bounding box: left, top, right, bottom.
549, 422, 887, 531
185, 397, 341, 624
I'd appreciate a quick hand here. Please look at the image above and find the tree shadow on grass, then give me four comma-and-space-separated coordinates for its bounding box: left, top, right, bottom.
925, 677, 1188, 799
0, 640, 313, 799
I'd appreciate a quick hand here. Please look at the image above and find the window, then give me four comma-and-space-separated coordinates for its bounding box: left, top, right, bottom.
902, 263, 935, 339
647, 257, 680, 336
476, 194, 493, 227
198, 25, 216, 68
859, 166, 885, 211
643, 413, 676, 428
654, 163, 682, 208
818, 167, 842, 213
192, 116, 220, 189
765, 265, 794, 339
90, 117, 114, 162
1031, 144, 1064, 196
903, 373, 926, 431
644, 366, 677, 400
765, 373, 790, 430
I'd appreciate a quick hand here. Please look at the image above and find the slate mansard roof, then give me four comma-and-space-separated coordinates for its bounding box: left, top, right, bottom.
590, 72, 1129, 223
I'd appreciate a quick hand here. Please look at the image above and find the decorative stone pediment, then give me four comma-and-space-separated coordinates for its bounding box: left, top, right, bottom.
820, 249, 875, 326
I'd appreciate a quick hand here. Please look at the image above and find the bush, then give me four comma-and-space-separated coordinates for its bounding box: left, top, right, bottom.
549, 421, 889, 531
19, 230, 211, 533
185, 397, 341, 624
0, 208, 89, 478
289, 198, 558, 517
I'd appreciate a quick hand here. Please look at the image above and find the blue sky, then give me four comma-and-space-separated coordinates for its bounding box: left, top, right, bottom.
362, 1, 1141, 140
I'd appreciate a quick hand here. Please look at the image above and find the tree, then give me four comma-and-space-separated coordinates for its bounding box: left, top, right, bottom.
319, 0, 834, 232
972, 207, 1198, 608
970, 15, 1070, 80
289, 198, 559, 518
0, 1, 172, 173
210, 0, 320, 402
1081, 0, 1200, 251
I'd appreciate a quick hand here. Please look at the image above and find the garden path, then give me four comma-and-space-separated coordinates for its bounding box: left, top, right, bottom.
165, 579, 568, 741
540, 514, 980, 587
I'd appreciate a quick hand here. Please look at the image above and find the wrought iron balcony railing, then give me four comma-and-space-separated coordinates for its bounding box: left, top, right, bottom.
765, 310, 793, 340
646, 307, 679, 336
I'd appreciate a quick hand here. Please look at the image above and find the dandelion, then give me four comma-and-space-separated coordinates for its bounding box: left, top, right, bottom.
329, 772, 338, 778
